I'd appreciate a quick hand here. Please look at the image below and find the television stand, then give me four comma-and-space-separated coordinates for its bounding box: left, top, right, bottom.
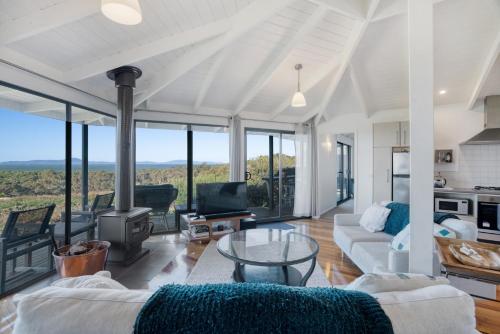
181, 212, 255, 242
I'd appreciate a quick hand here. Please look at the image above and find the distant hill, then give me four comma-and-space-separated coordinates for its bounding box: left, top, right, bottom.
0, 159, 225, 170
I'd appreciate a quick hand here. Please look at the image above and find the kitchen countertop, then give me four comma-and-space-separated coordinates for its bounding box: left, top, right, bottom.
434, 187, 500, 196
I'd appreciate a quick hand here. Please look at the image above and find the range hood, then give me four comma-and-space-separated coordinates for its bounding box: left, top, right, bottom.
462, 96, 500, 145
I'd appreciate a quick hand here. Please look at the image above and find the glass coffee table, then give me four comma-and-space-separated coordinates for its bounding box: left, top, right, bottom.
217, 229, 319, 286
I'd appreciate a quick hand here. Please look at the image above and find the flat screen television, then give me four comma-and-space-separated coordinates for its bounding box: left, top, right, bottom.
196, 182, 247, 215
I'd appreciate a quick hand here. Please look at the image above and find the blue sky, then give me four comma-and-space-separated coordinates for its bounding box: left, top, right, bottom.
0, 108, 294, 163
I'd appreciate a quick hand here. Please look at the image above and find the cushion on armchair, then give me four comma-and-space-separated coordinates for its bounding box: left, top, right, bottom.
345, 273, 449, 294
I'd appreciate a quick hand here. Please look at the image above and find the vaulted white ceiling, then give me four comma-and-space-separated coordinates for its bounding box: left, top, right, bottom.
0, 0, 499, 124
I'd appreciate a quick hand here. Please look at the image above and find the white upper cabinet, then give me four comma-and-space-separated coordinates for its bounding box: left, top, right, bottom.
400, 121, 410, 146
373, 122, 410, 147
373, 122, 401, 147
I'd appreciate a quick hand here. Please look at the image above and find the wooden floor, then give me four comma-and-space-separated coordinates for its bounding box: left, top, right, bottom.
1, 218, 499, 333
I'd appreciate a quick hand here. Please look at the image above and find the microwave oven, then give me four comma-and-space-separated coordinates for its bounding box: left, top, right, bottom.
434, 198, 469, 215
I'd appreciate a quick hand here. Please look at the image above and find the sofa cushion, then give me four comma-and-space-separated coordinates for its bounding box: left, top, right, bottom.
350, 242, 391, 273
359, 204, 392, 232
384, 202, 410, 236
14, 286, 153, 334
50, 271, 127, 290
433, 223, 456, 239
345, 273, 449, 294
334, 226, 393, 254
390, 224, 411, 251
376, 285, 476, 334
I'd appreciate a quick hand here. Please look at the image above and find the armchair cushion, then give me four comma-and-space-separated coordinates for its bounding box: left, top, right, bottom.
440, 218, 477, 240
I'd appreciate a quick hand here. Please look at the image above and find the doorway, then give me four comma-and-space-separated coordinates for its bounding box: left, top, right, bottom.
336, 135, 354, 205
245, 129, 295, 222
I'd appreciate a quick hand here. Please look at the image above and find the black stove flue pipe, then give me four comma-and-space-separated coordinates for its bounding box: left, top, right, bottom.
106, 66, 142, 212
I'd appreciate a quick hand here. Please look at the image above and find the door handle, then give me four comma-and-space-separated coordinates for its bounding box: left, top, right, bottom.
386, 169, 390, 183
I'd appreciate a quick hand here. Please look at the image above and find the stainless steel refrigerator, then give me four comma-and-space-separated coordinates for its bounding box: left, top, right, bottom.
392, 147, 410, 203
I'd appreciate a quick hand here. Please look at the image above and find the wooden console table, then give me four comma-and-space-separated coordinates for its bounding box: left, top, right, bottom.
181, 213, 254, 242
435, 237, 500, 301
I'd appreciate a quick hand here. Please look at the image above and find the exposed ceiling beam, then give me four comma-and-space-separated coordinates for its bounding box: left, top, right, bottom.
348, 64, 369, 117
307, 0, 365, 20
193, 48, 232, 112
134, 0, 294, 107
0, 96, 22, 111
233, 5, 329, 116
0, 0, 99, 45
0, 47, 64, 81
371, 0, 445, 23
306, 0, 380, 124
21, 100, 65, 113
138, 101, 232, 117
467, 31, 500, 110
63, 19, 231, 82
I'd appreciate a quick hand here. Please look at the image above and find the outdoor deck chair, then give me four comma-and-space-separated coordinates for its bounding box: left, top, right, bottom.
0, 204, 55, 296
135, 185, 178, 232
54, 192, 114, 245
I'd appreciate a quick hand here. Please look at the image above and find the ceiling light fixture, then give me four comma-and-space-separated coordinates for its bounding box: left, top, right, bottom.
101, 0, 142, 25
291, 64, 306, 108
439, 90, 447, 95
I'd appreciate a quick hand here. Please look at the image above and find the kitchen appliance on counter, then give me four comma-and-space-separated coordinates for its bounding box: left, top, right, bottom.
477, 195, 500, 235
434, 174, 447, 188
435, 197, 470, 215
392, 147, 410, 203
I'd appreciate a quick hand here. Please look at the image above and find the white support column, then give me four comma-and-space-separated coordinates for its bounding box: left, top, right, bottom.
408, 0, 434, 274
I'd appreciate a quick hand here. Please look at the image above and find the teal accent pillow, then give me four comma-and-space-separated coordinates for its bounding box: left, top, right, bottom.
384, 202, 410, 236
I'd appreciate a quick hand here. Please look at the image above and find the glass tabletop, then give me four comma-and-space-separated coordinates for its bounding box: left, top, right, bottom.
217, 229, 319, 266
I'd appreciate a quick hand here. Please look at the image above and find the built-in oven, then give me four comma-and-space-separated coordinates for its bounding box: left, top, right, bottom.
435, 198, 470, 215
477, 195, 500, 234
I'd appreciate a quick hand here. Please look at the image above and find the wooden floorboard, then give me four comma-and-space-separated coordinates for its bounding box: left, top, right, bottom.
0, 218, 499, 333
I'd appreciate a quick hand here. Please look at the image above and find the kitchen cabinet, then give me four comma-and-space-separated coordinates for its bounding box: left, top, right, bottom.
400, 121, 410, 146
373, 121, 410, 147
373, 147, 392, 203
373, 122, 401, 147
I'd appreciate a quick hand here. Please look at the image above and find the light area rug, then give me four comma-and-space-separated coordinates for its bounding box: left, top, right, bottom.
186, 240, 331, 287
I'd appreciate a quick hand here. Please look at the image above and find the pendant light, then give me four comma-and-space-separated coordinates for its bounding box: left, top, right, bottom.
101, 0, 142, 25
291, 64, 306, 107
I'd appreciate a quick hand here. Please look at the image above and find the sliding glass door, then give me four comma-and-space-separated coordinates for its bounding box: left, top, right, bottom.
245, 130, 295, 222
336, 142, 353, 204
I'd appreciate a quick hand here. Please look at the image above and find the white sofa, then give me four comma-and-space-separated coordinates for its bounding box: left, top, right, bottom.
13, 272, 478, 334
334, 213, 478, 274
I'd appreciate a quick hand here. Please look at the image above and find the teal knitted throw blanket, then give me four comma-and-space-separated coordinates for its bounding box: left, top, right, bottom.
134, 283, 393, 334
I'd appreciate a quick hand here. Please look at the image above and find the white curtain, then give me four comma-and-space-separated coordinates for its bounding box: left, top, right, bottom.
229, 116, 243, 182
293, 121, 319, 217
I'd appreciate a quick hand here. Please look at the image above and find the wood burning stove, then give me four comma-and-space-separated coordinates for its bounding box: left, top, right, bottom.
98, 66, 151, 265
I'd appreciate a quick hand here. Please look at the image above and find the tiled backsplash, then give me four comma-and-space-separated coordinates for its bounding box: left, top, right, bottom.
438, 144, 500, 188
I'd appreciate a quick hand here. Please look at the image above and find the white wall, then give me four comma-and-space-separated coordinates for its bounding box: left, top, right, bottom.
317, 109, 408, 214
434, 102, 489, 187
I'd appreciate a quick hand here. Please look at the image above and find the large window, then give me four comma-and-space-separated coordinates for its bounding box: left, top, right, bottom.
0, 86, 115, 241
135, 122, 230, 233
192, 125, 230, 202
0, 90, 67, 230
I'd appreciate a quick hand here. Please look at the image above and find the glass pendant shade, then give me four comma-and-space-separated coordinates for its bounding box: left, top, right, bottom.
291, 91, 307, 107
102, 0, 142, 25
